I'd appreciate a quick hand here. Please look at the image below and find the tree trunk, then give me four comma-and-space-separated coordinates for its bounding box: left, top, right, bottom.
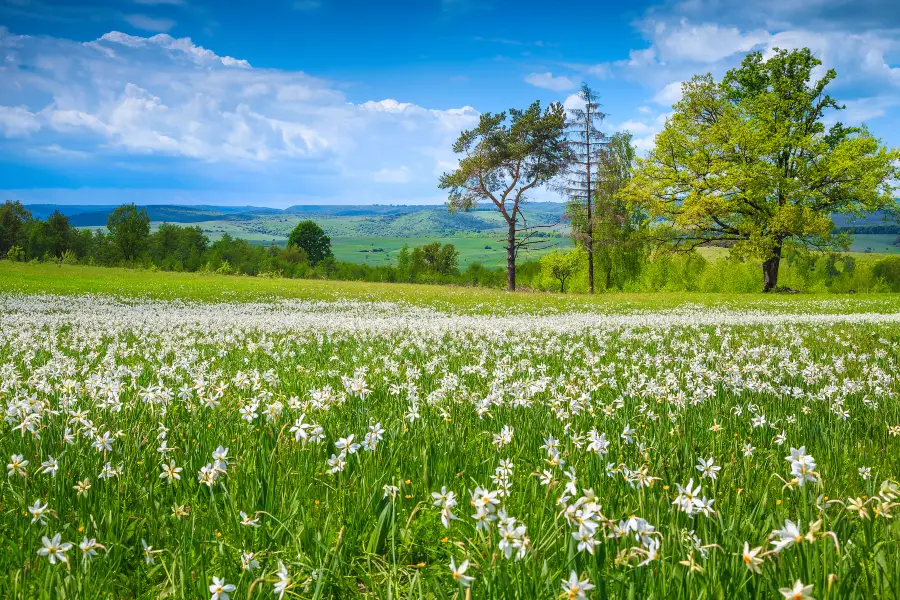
506, 220, 516, 292
585, 100, 594, 294
762, 244, 782, 292
586, 197, 594, 294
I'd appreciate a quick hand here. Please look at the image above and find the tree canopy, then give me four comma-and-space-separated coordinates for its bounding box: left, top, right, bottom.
107, 204, 151, 262
287, 220, 333, 265
626, 47, 900, 291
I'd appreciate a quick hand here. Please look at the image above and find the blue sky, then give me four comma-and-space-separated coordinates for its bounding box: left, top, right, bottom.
1, 0, 899, 206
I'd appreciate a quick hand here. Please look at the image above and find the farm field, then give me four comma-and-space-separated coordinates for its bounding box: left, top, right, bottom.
1, 263, 900, 599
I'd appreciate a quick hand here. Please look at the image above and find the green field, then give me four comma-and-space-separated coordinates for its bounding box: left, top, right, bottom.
848, 234, 900, 254
2, 263, 900, 600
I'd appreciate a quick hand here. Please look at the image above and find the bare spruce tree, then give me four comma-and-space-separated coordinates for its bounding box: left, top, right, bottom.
562, 83, 608, 293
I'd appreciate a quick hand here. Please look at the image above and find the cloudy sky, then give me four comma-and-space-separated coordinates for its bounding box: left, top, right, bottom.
1, 0, 899, 206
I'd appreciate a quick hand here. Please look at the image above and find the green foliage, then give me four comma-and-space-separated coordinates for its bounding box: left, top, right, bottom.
288, 220, 333, 265
0, 200, 31, 255
873, 256, 900, 291
420, 242, 459, 275
539, 248, 584, 292
570, 131, 649, 291
106, 203, 151, 262
441, 100, 569, 290
6, 245, 24, 262
628, 47, 900, 291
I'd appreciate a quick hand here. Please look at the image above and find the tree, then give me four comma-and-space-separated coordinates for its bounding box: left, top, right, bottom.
287, 220, 332, 265
107, 204, 151, 262
27, 210, 75, 259
540, 249, 583, 293
627, 48, 900, 291
440, 101, 568, 291
561, 84, 607, 293
591, 131, 647, 290
421, 242, 459, 275
0, 201, 32, 255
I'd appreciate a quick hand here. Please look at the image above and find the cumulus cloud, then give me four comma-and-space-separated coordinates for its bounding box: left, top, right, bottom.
603, 0, 900, 152
0, 28, 480, 203
524, 71, 576, 91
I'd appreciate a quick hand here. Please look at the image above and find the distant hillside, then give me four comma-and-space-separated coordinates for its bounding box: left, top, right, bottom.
26, 202, 569, 239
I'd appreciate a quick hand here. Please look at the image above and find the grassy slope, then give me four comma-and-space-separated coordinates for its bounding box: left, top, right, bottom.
2, 261, 899, 314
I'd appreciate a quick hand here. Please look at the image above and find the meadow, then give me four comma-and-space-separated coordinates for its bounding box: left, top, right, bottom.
1, 263, 899, 599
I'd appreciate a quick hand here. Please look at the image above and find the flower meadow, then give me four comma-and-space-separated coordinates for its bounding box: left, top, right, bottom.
2, 293, 900, 599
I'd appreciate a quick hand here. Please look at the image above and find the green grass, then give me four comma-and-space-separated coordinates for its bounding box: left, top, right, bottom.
1, 268, 899, 599
847, 234, 900, 254
330, 235, 571, 269
3, 261, 900, 313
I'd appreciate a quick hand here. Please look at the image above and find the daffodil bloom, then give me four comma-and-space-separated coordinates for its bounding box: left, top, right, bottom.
37, 533, 72, 565
560, 570, 594, 600
209, 576, 236, 600
449, 557, 474, 587
741, 542, 765, 573
779, 579, 815, 600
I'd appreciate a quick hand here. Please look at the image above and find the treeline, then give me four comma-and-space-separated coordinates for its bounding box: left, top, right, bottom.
4, 200, 900, 293
529, 247, 900, 293
0, 201, 509, 286
835, 225, 900, 235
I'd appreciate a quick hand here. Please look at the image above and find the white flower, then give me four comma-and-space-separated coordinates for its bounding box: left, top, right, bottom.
28, 499, 50, 525
141, 539, 157, 564
240, 511, 260, 527
241, 551, 260, 572
741, 542, 764, 573
779, 579, 814, 600
79, 537, 104, 562
39, 456, 59, 477
209, 576, 236, 600
7, 454, 28, 477
449, 557, 474, 587
160, 461, 182, 484
92, 431, 114, 452
37, 533, 72, 565
335, 435, 360, 455
696, 457, 720, 481
273, 561, 290, 599
213, 446, 229, 473
771, 520, 803, 553
561, 570, 594, 600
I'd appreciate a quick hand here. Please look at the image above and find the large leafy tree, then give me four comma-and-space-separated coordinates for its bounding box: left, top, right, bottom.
0, 200, 32, 255
440, 101, 568, 291
627, 48, 900, 291
107, 204, 151, 262
287, 220, 332, 265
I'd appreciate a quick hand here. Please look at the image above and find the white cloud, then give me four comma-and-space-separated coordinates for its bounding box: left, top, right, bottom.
0, 28, 480, 203
653, 81, 683, 106
124, 14, 177, 33
524, 71, 576, 91
373, 166, 412, 183
647, 19, 769, 63
563, 93, 583, 111
0, 106, 41, 137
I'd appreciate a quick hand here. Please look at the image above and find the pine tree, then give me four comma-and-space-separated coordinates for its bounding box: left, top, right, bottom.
562, 83, 608, 293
